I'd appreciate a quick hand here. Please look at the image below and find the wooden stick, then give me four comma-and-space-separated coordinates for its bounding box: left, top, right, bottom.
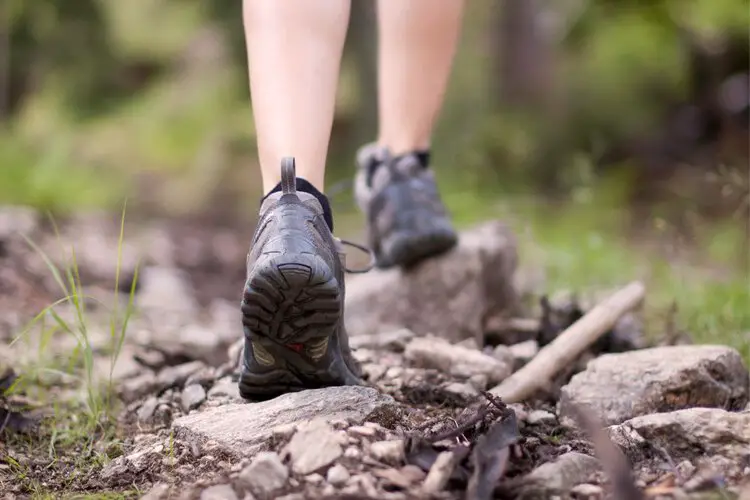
490, 281, 646, 403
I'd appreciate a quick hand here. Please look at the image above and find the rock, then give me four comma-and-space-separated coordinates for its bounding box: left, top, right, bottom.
119, 372, 157, 403
137, 266, 198, 316
125, 447, 160, 473
99, 456, 129, 481
275, 495, 304, 500
137, 397, 159, 423
373, 468, 413, 489
570, 483, 603, 498
345, 221, 519, 342
405, 336, 512, 384
468, 374, 489, 391
305, 473, 324, 484
207, 378, 241, 400
157, 361, 206, 390
185, 366, 216, 388
141, 482, 171, 500
96, 349, 142, 383
349, 329, 415, 352
492, 344, 515, 367
675, 460, 696, 480
272, 423, 298, 440
559, 345, 749, 425
348, 425, 378, 438
608, 408, 750, 463
526, 410, 556, 426
171, 323, 233, 367
239, 452, 288, 495
514, 452, 601, 498
509, 340, 539, 367
200, 484, 238, 500
283, 420, 342, 475
326, 464, 350, 486
739, 481, 750, 500
508, 403, 529, 422
400, 465, 427, 483
174, 386, 394, 457
369, 440, 405, 464
423, 451, 459, 494
442, 382, 480, 401
0, 206, 37, 239
457, 338, 480, 350
181, 384, 207, 412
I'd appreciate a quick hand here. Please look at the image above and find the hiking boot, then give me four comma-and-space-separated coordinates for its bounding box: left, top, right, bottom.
354, 144, 458, 269
239, 158, 365, 400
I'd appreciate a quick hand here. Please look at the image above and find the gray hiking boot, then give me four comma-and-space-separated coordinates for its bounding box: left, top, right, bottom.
354, 144, 458, 269
239, 158, 365, 400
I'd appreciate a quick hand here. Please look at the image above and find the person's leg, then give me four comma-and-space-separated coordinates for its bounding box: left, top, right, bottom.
376, 0, 465, 156
244, 0, 349, 193
240, 1, 362, 401
354, 0, 465, 269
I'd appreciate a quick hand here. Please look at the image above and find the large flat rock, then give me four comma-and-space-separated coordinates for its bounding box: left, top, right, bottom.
344, 221, 519, 343
559, 345, 749, 426
608, 408, 750, 463
173, 386, 395, 456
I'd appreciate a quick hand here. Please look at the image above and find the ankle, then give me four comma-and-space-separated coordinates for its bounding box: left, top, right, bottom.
263, 178, 334, 232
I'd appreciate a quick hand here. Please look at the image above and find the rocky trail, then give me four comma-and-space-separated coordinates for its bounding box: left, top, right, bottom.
0, 207, 748, 499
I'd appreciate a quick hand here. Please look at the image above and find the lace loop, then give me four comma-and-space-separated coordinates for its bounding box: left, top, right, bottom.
336, 237, 376, 274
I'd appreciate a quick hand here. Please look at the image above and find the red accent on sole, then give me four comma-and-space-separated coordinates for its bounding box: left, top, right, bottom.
287, 343, 304, 353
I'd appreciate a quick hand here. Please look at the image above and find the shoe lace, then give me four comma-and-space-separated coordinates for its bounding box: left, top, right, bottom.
335, 237, 375, 274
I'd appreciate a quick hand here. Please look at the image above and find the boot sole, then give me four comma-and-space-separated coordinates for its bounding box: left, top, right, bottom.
377, 215, 458, 269
239, 253, 360, 400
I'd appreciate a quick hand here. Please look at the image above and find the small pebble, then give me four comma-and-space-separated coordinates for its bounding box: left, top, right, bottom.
305, 473, 324, 484
200, 484, 238, 500
492, 344, 515, 366
348, 425, 377, 437
181, 384, 207, 412
137, 397, 159, 422
272, 423, 297, 440
570, 483, 603, 498
468, 374, 488, 391
327, 464, 350, 486
443, 382, 479, 400
370, 440, 405, 464
238, 451, 288, 494
508, 403, 528, 421
676, 460, 696, 480
330, 419, 349, 430
527, 409, 556, 425
344, 447, 362, 459
509, 340, 539, 365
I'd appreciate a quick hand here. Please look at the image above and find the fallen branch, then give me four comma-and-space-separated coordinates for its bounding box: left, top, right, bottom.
490, 281, 646, 403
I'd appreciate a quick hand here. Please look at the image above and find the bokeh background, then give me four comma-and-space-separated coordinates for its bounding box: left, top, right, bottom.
2, 0, 749, 349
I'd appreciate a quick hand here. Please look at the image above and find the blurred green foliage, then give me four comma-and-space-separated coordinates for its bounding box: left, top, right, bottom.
1, 0, 748, 223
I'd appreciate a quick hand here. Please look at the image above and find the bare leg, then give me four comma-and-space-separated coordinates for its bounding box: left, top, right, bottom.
243, 0, 350, 192
375, 0, 465, 155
